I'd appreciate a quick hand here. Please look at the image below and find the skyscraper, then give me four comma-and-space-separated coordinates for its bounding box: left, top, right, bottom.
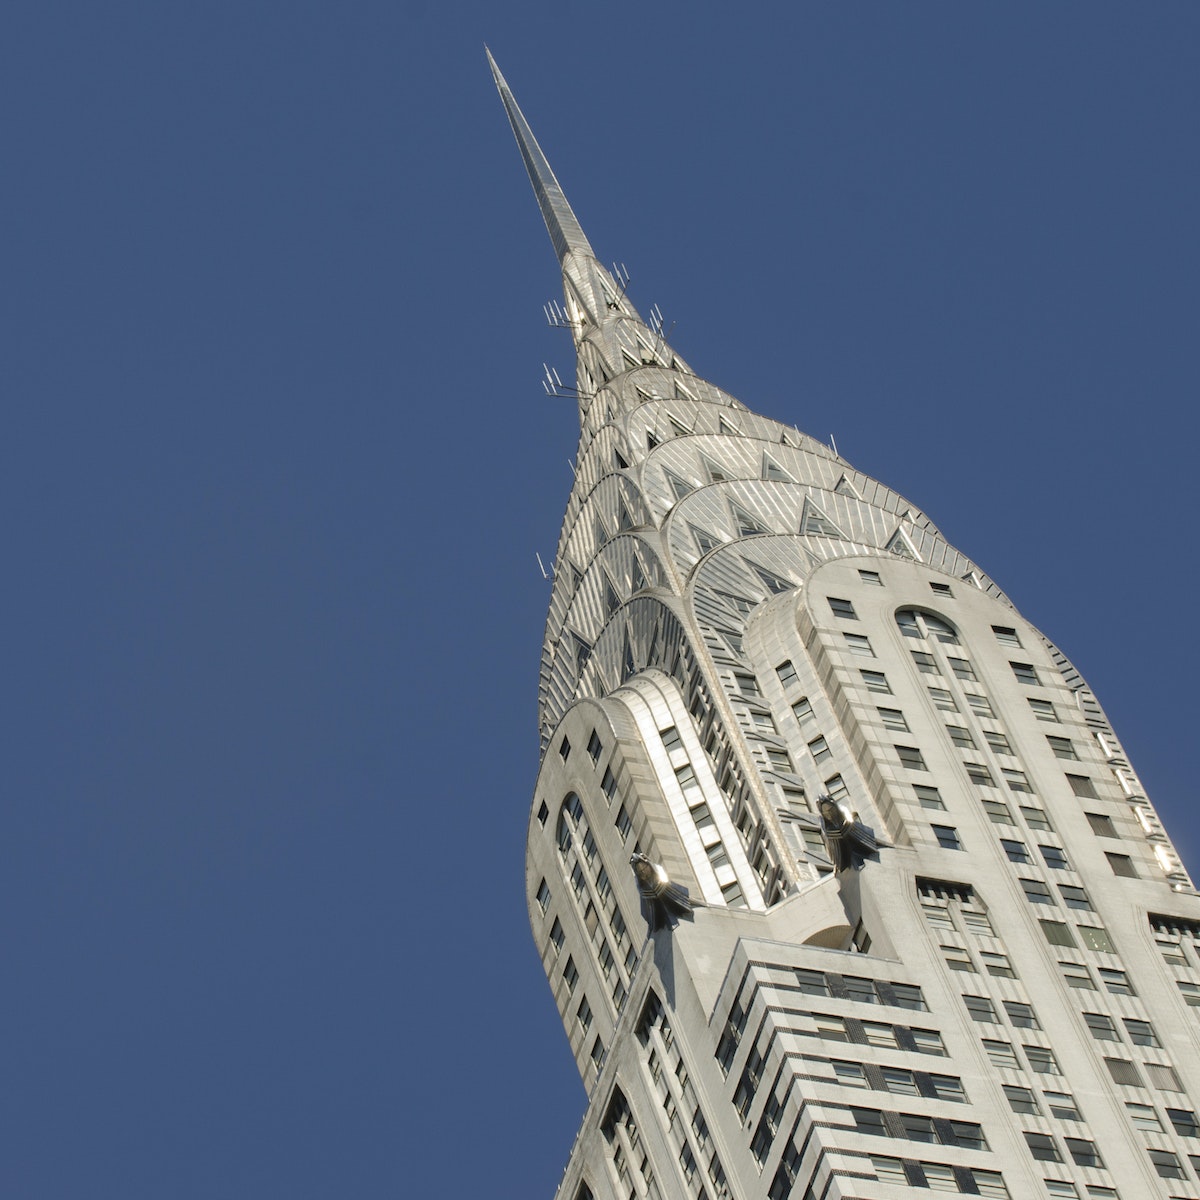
490, 52, 1200, 1200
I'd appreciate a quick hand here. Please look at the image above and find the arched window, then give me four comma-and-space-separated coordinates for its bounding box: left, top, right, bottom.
896, 608, 959, 645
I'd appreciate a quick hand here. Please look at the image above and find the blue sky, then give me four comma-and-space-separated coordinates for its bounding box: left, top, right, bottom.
4, 3, 1198, 1196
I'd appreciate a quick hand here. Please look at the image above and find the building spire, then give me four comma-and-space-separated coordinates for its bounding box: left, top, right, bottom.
486, 48, 594, 265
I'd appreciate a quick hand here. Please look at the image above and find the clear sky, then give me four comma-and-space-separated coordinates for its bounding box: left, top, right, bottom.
4, 3, 1198, 1197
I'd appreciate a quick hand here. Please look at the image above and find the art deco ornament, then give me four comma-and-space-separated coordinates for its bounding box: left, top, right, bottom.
629, 852, 700, 932
817, 795, 878, 873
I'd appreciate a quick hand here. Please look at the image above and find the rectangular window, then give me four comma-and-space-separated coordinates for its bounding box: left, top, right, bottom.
576, 996, 592, 1032
1003, 839, 1032, 864
1146, 1062, 1183, 1092
1085, 812, 1117, 837
1046, 736, 1078, 760
1178, 980, 1200, 1007
930, 581, 954, 597
1025, 1132, 1062, 1162
878, 707, 909, 731
964, 910, 995, 936
858, 569, 883, 586
966, 763, 995, 787
1126, 1101, 1163, 1131
870, 1155, 906, 1183
536, 878, 552, 912
1029, 697, 1059, 722
927, 686, 957, 711
982, 798, 1014, 824
1166, 1107, 1199, 1137
1083, 1012, 1119, 1041
1067, 774, 1099, 799
1041, 921, 1076, 948
1003, 768, 1033, 793
909, 1027, 947, 1056
1105, 852, 1137, 877
1148, 1148, 1186, 1179
999, 1004, 1037, 1033
966, 692, 995, 718
900, 1113, 937, 1142
766, 748, 793, 772
897, 745, 928, 770
982, 951, 1016, 978
831, 1058, 868, 1088
734, 673, 762, 698
791, 696, 814, 725
1078, 925, 1115, 953
587, 730, 603, 762
992, 625, 1022, 646
1055, 884, 1091, 910
1039, 844, 1069, 870
844, 633, 874, 656
1123, 1019, 1159, 1047
1046, 1094, 1085, 1125
795, 968, 829, 996
826, 774, 849, 802
915, 785, 946, 810
890, 983, 928, 1011
946, 724, 976, 749
828, 596, 857, 620
808, 735, 832, 764
984, 731, 1014, 756
1021, 878, 1053, 903
1064, 1138, 1102, 1168
1104, 1057, 1143, 1087
1060, 961, 1095, 990
615, 804, 633, 839
948, 656, 978, 681
963, 994, 998, 1022
932, 825, 962, 850
942, 944, 976, 972
983, 1039, 1019, 1069
601, 767, 617, 801
1004, 1085, 1039, 1114
841, 976, 878, 1005
549, 917, 564, 952
850, 1107, 888, 1137
1011, 661, 1040, 685
860, 670, 891, 694
881, 1066, 920, 1096
776, 660, 798, 688
661, 725, 684, 753
1099, 967, 1134, 995
1020, 805, 1053, 830
929, 1074, 967, 1103
911, 650, 940, 675
861, 1021, 900, 1049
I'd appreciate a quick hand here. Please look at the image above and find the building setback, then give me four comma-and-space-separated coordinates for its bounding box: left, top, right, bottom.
489, 52, 1200, 1200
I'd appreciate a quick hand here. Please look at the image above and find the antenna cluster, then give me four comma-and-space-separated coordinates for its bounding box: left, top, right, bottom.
543, 364, 579, 398
544, 300, 572, 329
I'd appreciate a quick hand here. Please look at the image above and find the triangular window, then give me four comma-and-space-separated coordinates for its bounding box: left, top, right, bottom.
664, 469, 694, 501
715, 590, 757, 617
621, 348, 640, 370
799, 497, 846, 539
635, 386, 656, 405
595, 517, 610, 548
701, 455, 730, 483
646, 429, 660, 450
614, 448, 629, 470
630, 553, 647, 594
834, 474, 860, 499
689, 523, 723, 556
603, 576, 621, 617
886, 527, 919, 559
622, 627, 637, 682
571, 633, 591, 673
718, 415, 739, 436
668, 415, 691, 437
762, 455, 792, 483
674, 379, 696, 402
617, 502, 634, 532
731, 503, 768, 537
749, 563, 792, 595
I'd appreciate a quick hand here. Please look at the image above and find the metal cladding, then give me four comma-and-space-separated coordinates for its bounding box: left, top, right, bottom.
495, 52, 1200, 1200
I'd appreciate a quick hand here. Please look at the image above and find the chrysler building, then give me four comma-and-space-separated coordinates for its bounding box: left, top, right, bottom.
490, 52, 1200, 1200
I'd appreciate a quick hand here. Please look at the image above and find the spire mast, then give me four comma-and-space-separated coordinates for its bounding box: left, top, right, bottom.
486, 48, 595, 265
